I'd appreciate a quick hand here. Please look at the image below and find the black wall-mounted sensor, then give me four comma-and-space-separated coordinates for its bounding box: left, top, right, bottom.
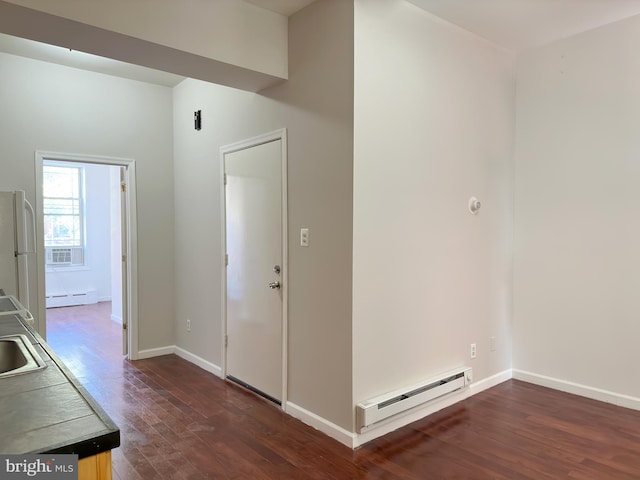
194, 110, 202, 131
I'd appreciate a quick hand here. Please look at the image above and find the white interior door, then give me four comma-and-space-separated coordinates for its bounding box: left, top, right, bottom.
225, 138, 283, 403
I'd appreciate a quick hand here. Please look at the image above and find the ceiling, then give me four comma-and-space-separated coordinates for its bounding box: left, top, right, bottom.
244, 0, 316, 16
408, 0, 640, 51
2, 0, 640, 86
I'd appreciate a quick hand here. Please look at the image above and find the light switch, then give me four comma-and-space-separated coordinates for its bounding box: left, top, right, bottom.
300, 228, 309, 247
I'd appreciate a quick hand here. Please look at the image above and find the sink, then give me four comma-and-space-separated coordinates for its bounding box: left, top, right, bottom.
0, 335, 47, 378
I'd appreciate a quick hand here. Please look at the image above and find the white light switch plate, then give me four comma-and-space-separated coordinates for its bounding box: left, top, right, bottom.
300, 228, 309, 247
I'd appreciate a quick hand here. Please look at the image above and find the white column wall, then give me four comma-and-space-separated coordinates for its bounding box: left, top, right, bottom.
353, 0, 515, 409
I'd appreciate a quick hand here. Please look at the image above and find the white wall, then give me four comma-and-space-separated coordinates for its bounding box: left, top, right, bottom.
353, 0, 515, 408
45, 163, 116, 303
513, 15, 640, 401
173, 0, 354, 430
0, 52, 174, 350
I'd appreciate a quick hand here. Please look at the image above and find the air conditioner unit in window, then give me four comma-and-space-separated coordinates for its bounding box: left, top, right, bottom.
46, 247, 84, 266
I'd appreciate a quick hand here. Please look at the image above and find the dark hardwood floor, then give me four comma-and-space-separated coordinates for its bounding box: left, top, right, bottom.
46, 303, 640, 479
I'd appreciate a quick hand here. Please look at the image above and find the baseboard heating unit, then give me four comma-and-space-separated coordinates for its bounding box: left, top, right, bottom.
356, 366, 472, 432
45, 289, 97, 308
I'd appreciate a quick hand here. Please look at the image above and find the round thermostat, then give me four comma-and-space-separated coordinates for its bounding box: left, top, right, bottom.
468, 197, 481, 215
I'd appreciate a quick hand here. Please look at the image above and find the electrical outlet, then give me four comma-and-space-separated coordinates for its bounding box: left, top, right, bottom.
187, 319, 191, 332
490, 336, 496, 352
470, 343, 477, 359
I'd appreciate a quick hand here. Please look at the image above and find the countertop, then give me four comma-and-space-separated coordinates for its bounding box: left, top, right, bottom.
0, 315, 120, 457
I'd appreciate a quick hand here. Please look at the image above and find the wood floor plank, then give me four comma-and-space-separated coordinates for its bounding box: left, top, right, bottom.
46, 303, 640, 479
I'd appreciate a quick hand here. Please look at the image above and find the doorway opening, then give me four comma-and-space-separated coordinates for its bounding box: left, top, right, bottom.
35, 151, 139, 360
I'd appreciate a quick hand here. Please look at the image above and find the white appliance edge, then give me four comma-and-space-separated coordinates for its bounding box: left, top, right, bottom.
0, 190, 35, 309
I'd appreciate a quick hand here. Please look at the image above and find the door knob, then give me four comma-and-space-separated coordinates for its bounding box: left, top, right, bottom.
268, 281, 281, 290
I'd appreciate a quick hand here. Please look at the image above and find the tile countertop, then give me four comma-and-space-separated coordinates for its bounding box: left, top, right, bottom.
0, 315, 120, 457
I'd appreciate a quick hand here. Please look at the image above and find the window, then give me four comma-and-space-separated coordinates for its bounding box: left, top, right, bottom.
43, 163, 85, 266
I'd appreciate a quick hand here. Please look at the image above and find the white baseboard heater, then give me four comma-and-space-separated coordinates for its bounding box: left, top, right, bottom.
46, 289, 97, 308
356, 366, 472, 432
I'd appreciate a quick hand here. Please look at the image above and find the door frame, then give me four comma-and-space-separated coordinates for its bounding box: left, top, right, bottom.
220, 128, 288, 409
34, 151, 139, 359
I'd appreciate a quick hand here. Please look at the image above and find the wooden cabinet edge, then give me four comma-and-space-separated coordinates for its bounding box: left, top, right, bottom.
78, 450, 113, 480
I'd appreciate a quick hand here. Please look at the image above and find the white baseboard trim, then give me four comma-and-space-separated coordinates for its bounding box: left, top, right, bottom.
110, 314, 122, 324
136, 345, 223, 378
137, 345, 176, 359
513, 369, 640, 411
286, 402, 356, 448
468, 368, 513, 395
98, 296, 112, 303
174, 346, 223, 378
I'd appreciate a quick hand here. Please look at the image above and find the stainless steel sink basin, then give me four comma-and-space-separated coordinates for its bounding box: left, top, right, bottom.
0, 335, 47, 378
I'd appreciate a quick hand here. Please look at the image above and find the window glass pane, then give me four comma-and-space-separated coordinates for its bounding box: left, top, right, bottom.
43, 166, 80, 198
44, 215, 81, 246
